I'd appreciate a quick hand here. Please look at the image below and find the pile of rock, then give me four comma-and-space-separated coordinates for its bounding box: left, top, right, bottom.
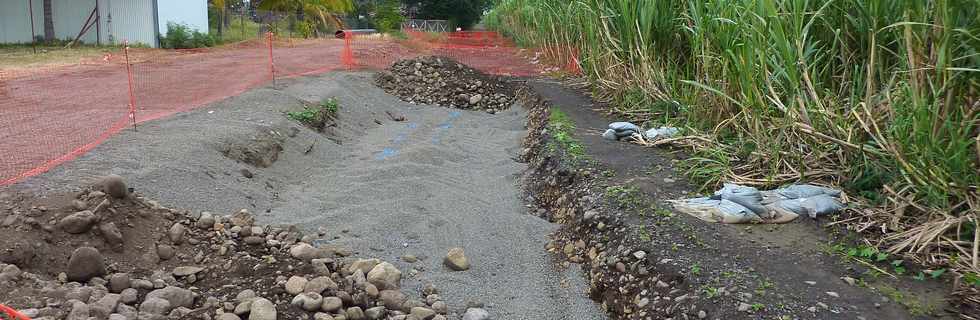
277, 257, 452, 320
0, 176, 481, 320
376, 56, 516, 113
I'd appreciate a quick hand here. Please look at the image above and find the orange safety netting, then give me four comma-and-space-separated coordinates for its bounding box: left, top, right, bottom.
0, 30, 579, 186
0, 304, 30, 320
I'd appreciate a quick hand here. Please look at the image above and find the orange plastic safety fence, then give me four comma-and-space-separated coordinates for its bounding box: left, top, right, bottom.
0, 304, 30, 320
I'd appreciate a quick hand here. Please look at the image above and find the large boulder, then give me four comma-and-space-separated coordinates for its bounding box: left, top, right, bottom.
230, 210, 254, 227
59, 211, 97, 234
98, 222, 124, 248
196, 212, 216, 230
248, 298, 276, 320
101, 174, 129, 199
304, 276, 338, 294
289, 243, 320, 261
67, 247, 106, 282
444, 247, 470, 271
346, 258, 380, 275
169, 223, 186, 244
462, 308, 490, 320
284, 276, 308, 295
378, 290, 406, 310
139, 298, 172, 315
366, 262, 401, 290
145, 286, 195, 308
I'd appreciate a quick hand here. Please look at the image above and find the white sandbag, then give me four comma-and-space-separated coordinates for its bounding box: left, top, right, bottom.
799, 194, 844, 218
614, 130, 638, 137
775, 184, 841, 199
602, 129, 617, 141
772, 194, 844, 218
670, 197, 761, 224
609, 122, 639, 132
762, 202, 800, 223
713, 183, 768, 215
644, 127, 679, 140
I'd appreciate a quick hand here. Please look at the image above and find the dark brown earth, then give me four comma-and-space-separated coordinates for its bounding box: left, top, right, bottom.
0, 186, 317, 319
220, 128, 287, 168
520, 79, 961, 319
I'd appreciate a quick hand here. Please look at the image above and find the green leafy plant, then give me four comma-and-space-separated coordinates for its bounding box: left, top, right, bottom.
702, 286, 720, 298
637, 225, 652, 242
891, 260, 907, 275
548, 108, 587, 160
913, 272, 926, 281
964, 273, 980, 287
604, 185, 644, 209
287, 98, 339, 131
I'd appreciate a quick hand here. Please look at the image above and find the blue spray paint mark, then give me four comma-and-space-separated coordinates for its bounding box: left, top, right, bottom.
375, 147, 398, 160
431, 111, 462, 145
374, 122, 420, 160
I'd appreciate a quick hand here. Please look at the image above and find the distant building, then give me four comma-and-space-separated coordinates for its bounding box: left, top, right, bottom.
0, 0, 208, 48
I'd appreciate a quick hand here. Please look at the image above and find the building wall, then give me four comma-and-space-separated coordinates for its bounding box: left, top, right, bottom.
51, 0, 104, 45
0, 0, 176, 47
0, 0, 35, 43
157, 0, 209, 36
99, 0, 157, 46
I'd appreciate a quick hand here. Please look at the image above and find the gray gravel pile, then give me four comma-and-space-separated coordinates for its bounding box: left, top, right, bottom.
375, 56, 515, 113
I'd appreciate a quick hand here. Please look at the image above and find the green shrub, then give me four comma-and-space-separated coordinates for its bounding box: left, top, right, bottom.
160, 22, 215, 49
373, 0, 404, 33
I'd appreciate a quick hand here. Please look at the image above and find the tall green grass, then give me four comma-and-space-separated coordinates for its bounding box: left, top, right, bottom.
487, 0, 979, 264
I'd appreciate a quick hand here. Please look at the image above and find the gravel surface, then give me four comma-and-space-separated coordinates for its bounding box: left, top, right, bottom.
16, 72, 607, 320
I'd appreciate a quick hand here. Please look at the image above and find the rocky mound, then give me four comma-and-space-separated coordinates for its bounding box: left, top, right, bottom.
0, 177, 477, 320
375, 56, 516, 113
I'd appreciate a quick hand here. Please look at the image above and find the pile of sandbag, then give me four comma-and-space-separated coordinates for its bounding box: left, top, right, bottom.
670, 183, 844, 224
602, 122, 679, 142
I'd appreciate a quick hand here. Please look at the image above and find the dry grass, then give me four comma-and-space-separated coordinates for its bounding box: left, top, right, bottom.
487, 0, 980, 301
0, 45, 124, 71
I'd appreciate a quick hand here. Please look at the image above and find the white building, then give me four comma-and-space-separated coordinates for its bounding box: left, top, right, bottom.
0, 0, 209, 48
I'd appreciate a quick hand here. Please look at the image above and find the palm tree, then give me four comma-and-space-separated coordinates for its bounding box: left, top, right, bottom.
43, 0, 54, 41
257, 0, 355, 31
210, 0, 226, 37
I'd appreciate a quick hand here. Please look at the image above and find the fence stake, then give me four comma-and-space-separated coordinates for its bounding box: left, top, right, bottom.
123, 41, 137, 131
267, 32, 276, 88
342, 30, 355, 70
